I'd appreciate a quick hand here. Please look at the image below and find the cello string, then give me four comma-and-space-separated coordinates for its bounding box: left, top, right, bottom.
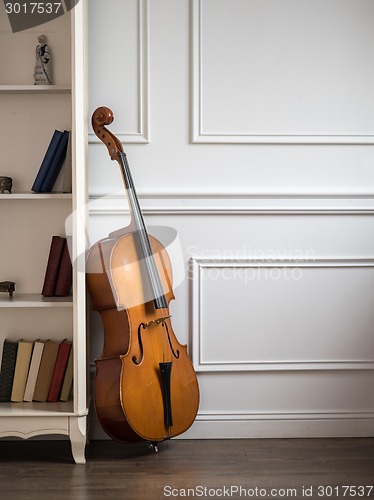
119, 151, 171, 364
118, 151, 162, 306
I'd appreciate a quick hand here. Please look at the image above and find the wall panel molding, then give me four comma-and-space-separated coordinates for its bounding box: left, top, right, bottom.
89, 0, 149, 144
191, 0, 374, 144
92, 412, 374, 440
183, 416, 374, 439
88, 194, 374, 215
191, 258, 374, 372
196, 410, 374, 421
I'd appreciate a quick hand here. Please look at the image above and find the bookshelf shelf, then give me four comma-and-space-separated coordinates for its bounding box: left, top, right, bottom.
0, 193, 72, 200
0, 294, 73, 308
0, 85, 71, 94
0, 2, 87, 464
0, 401, 74, 416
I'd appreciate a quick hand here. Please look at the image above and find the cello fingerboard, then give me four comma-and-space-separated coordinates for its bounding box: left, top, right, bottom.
118, 152, 168, 310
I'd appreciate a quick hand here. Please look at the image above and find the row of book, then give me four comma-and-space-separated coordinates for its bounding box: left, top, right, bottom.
31, 129, 70, 193
42, 236, 72, 297
0, 338, 73, 403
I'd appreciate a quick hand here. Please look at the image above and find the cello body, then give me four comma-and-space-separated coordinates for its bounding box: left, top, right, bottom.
86, 107, 199, 444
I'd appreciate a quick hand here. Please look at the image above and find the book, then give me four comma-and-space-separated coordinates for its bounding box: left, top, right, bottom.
59, 348, 73, 402
11, 340, 33, 402
62, 135, 72, 193
40, 130, 69, 192
52, 134, 72, 193
23, 340, 45, 402
32, 340, 60, 402
54, 240, 72, 297
31, 130, 63, 193
47, 339, 72, 402
0, 340, 18, 402
42, 236, 66, 296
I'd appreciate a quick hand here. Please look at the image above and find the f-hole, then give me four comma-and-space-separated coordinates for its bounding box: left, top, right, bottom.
132, 323, 145, 365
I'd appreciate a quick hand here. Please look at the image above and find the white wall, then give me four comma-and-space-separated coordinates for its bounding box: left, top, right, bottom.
88, 0, 374, 438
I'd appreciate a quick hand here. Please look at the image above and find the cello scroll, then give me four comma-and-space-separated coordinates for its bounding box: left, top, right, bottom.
92, 106, 124, 160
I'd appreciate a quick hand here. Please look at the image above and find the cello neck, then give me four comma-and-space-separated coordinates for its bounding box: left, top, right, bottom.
117, 150, 139, 228
117, 154, 168, 311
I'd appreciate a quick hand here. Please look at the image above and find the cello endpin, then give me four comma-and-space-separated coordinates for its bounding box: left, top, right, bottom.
149, 441, 159, 453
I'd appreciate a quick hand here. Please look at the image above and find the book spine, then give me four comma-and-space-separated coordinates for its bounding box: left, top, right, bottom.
23, 341, 45, 402
0, 340, 18, 402
11, 341, 33, 402
54, 240, 72, 297
40, 130, 70, 192
31, 130, 63, 193
42, 236, 66, 297
32, 341, 60, 402
59, 348, 73, 401
47, 341, 72, 402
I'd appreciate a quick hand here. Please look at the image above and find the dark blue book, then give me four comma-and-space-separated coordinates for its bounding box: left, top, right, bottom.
40, 130, 70, 192
31, 130, 63, 193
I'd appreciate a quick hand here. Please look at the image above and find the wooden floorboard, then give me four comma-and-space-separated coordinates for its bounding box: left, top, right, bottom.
0, 438, 373, 499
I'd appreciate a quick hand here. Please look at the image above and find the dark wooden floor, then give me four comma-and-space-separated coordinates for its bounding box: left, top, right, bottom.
0, 438, 373, 499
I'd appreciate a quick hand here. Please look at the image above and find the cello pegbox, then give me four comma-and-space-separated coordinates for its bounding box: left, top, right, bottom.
91, 106, 124, 160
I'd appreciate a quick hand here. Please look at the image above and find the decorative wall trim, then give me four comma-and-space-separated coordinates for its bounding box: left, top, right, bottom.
88, 0, 149, 144
191, 0, 374, 145
196, 410, 374, 421
92, 413, 374, 439
182, 416, 374, 439
88, 194, 374, 215
191, 258, 374, 372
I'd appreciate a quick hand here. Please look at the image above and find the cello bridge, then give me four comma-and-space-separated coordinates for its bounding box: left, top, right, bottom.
145, 315, 171, 328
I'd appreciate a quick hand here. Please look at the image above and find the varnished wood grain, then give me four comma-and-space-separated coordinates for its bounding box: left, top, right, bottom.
0, 438, 373, 499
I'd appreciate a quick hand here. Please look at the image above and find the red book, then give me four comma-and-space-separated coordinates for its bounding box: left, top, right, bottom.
54, 239, 72, 296
42, 236, 66, 296
47, 339, 72, 402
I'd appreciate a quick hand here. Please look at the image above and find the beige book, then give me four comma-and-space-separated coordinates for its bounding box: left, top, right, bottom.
33, 340, 59, 402
11, 340, 33, 402
59, 348, 73, 401
23, 340, 45, 402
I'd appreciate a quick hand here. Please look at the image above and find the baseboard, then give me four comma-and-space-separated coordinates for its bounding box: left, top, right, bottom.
181, 418, 374, 439
89, 417, 374, 440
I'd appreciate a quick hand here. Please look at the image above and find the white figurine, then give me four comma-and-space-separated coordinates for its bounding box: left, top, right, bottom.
34, 35, 51, 85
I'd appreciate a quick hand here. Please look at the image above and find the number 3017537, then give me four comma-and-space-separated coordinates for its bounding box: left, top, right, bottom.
318, 485, 373, 497
5, 3, 63, 14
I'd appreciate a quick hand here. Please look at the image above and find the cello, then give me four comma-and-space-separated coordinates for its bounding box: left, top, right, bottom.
86, 107, 199, 447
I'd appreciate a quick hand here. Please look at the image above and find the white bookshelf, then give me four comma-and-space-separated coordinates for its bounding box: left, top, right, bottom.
0, 1, 88, 463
